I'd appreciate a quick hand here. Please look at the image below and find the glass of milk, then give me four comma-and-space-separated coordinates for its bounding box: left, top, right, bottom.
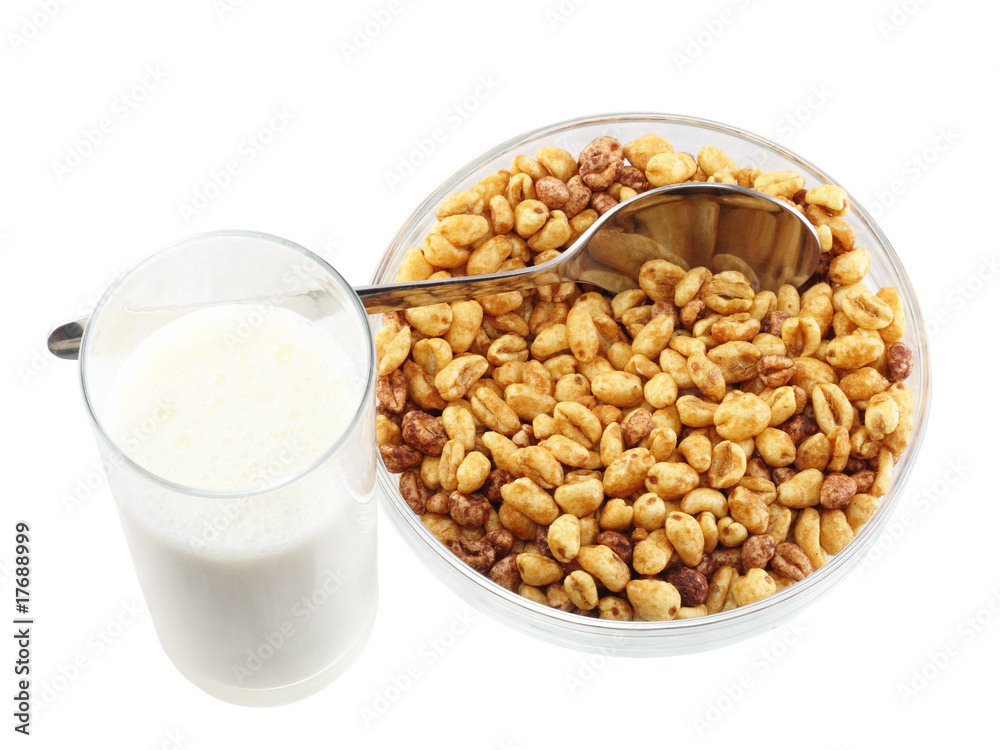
79, 231, 378, 706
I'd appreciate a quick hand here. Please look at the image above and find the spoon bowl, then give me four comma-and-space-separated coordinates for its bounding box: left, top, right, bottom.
355, 182, 819, 312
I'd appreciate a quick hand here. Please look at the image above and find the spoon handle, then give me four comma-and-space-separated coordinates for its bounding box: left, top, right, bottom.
355, 262, 562, 314
45, 263, 566, 361
47, 319, 88, 361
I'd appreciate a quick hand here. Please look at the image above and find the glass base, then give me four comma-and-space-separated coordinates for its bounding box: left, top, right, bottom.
169, 602, 377, 707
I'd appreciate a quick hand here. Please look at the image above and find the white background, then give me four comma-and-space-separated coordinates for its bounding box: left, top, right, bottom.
2, 0, 996, 747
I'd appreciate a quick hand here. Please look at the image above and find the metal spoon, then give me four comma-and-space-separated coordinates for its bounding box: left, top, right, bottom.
46, 183, 820, 360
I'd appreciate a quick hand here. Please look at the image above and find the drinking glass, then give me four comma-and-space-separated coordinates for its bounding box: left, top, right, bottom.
80, 230, 378, 706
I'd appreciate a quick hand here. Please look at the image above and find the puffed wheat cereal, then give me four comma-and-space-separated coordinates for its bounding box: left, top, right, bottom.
376, 130, 916, 621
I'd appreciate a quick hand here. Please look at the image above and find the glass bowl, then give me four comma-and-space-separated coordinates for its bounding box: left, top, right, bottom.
370, 113, 931, 656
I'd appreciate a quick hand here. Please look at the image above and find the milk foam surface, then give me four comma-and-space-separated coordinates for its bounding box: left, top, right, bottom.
105, 304, 358, 493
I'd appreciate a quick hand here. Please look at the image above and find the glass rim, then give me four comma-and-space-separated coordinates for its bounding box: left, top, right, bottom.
80, 228, 376, 501
372, 111, 932, 641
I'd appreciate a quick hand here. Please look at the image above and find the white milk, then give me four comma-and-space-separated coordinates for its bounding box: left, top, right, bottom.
102, 304, 377, 702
